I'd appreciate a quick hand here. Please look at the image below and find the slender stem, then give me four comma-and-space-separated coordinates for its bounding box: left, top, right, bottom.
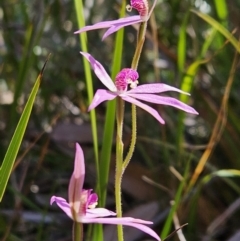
123, 104, 137, 169
124, 21, 148, 170
115, 97, 125, 241
131, 21, 148, 70
115, 16, 148, 241
72, 222, 83, 241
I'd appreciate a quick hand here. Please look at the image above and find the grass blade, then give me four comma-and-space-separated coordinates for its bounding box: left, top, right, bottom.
191, 10, 240, 53
73, 1, 101, 239
99, 0, 126, 207
74, 0, 99, 182
0, 57, 49, 202
213, 0, 228, 22
160, 161, 190, 239
177, 12, 189, 75
188, 45, 239, 190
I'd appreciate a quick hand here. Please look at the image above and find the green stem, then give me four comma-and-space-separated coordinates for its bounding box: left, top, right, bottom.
124, 21, 148, 170
72, 222, 83, 241
123, 104, 137, 169
115, 17, 148, 241
115, 97, 125, 241
131, 22, 148, 70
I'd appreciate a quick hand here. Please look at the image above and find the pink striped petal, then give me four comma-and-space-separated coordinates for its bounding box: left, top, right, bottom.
87, 192, 98, 206
80, 52, 117, 92
127, 93, 198, 114
127, 83, 189, 94
88, 89, 117, 111
121, 95, 165, 124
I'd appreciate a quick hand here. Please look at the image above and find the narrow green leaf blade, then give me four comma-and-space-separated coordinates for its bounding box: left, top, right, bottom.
74, 0, 99, 180
99, 0, 126, 207
161, 161, 190, 239
0, 59, 48, 201
213, 169, 240, 178
213, 0, 228, 21
73, 1, 101, 240
177, 12, 189, 74
191, 10, 240, 53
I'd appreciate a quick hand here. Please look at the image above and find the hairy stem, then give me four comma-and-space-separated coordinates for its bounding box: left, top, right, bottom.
115, 97, 125, 241
115, 15, 148, 241
123, 104, 137, 169
131, 22, 148, 70
124, 21, 148, 170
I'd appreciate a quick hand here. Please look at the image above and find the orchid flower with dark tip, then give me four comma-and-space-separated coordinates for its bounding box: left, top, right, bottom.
74, 0, 158, 40
80, 52, 198, 124
50, 143, 160, 241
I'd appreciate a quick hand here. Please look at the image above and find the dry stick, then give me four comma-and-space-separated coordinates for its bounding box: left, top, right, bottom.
172, 211, 187, 241
207, 197, 240, 235
188, 40, 240, 190
163, 223, 188, 241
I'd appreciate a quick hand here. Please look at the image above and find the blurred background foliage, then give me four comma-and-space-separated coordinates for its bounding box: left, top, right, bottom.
1, 0, 240, 240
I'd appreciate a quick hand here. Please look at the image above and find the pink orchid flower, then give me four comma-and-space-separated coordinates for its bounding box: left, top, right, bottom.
74, 0, 158, 39
80, 52, 198, 124
51, 143, 160, 240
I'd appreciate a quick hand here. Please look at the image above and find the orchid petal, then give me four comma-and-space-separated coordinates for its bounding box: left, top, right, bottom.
74, 21, 114, 34
51, 196, 160, 240
127, 94, 199, 114
74, 16, 141, 34
74, 24, 111, 34
87, 192, 98, 206
121, 95, 165, 124
103, 15, 141, 26
88, 89, 117, 111
81, 217, 160, 241
68, 143, 85, 216
127, 83, 189, 95
82, 217, 153, 224
50, 142, 160, 240
86, 208, 116, 218
51, 196, 73, 219
74, 16, 142, 40
102, 16, 142, 39
80, 52, 117, 92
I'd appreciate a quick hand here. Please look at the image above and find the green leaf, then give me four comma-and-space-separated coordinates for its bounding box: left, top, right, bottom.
176, 27, 216, 151
213, 0, 228, 21
0, 57, 48, 202
212, 169, 240, 177
180, 59, 208, 103
177, 12, 189, 74
74, 0, 99, 184
191, 10, 240, 53
160, 160, 190, 239
73, 1, 101, 239
99, 0, 126, 207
